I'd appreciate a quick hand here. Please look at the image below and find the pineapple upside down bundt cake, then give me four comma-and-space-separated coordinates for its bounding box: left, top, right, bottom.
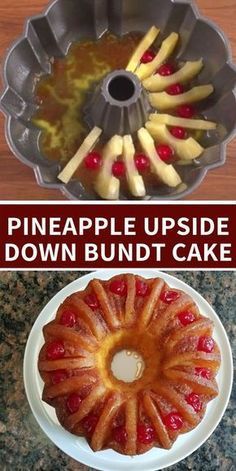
38, 274, 221, 455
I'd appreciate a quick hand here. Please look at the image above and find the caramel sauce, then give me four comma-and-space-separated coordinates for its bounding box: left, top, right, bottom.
32, 31, 202, 197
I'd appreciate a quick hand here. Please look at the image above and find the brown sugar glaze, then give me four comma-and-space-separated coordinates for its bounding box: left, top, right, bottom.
32, 31, 202, 197
33, 31, 144, 194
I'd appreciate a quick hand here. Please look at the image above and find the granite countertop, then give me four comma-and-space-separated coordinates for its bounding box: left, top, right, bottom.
0, 271, 235, 470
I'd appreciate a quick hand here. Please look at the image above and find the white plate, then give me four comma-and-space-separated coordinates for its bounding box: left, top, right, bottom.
23, 270, 233, 471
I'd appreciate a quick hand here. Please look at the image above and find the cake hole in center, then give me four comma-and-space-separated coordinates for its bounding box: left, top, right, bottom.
108, 75, 135, 101
111, 349, 145, 383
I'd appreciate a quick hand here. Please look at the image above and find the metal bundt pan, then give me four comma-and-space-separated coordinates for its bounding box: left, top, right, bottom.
1, 0, 236, 200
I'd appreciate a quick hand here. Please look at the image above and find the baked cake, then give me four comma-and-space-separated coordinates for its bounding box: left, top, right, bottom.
38, 274, 221, 455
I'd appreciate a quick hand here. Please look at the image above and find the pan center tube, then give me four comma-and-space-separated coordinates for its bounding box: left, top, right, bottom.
84, 69, 152, 137
108, 74, 136, 101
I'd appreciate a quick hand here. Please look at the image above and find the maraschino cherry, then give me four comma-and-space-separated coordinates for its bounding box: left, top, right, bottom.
170, 126, 188, 140
112, 161, 126, 177
186, 393, 202, 412
195, 367, 212, 380
157, 63, 175, 76
110, 279, 127, 296
197, 336, 215, 353
60, 310, 76, 327
156, 144, 174, 162
51, 369, 68, 385
85, 294, 100, 310
160, 291, 180, 304
137, 423, 155, 444
166, 83, 184, 95
113, 426, 127, 445
135, 154, 150, 172
46, 340, 65, 360
82, 414, 99, 436
66, 393, 82, 414
136, 279, 149, 297
163, 412, 183, 430
141, 50, 155, 63
177, 104, 195, 119
84, 152, 102, 170
178, 310, 196, 326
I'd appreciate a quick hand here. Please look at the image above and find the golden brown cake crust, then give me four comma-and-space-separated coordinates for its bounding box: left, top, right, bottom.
38, 274, 221, 455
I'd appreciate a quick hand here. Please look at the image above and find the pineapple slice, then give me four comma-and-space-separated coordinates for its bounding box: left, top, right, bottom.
58, 127, 102, 184
136, 33, 179, 81
95, 135, 123, 200
126, 26, 160, 73
150, 113, 216, 130
149, 84, 214, 111
137, 128, 181, 187
146, 121, 204, 160
123, 135, 146, 197
143, 59, 203, 92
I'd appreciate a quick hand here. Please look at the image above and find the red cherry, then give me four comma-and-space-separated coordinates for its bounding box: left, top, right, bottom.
170, 126, 188, 140
60, 310, 76, 327
46, 340, 65, 360
197, 336, 215, 353
186, 393, 202, 412
177, 104, 195, 119
82, 414, 99, 436
136, 279, 149, 297
84, 152, 102, 170
156, 144, 174, 162
66, 393, 82, 414
166, 83, 184, 95
141, 50, 156, 64
112, 161, 126, 177
160, 290, 180, 304
113, 426, 127, 445
157, 63, 175, 76
84, 294, 99, 310
110, 279, 127, 296
51, 369, 68, 385
178, 310, 196, 326
137, 423, 155, 444
134, 153, 150, 172
163, 412, 183, 431
195, 367, 212, 380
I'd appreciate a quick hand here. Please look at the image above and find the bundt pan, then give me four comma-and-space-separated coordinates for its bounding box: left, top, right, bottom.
1, 0, 236, 200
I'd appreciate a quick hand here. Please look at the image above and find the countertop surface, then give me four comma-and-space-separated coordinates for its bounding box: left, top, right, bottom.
0, 271, 235, 470
0, 0, 236, 201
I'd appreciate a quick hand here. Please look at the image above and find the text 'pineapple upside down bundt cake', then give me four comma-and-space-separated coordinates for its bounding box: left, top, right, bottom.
38, 274, 221, 455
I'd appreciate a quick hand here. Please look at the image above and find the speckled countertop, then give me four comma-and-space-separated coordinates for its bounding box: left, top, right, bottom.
0, 271, 235, 471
